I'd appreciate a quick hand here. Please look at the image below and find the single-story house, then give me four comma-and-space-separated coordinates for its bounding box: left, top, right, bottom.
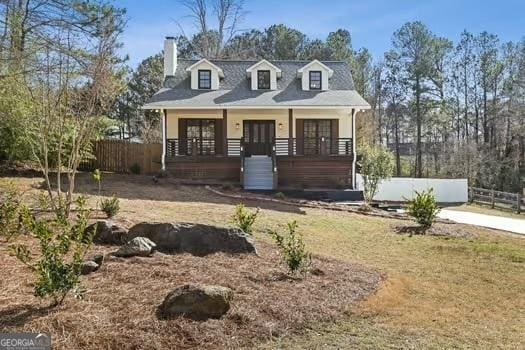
143, 37, 370, 190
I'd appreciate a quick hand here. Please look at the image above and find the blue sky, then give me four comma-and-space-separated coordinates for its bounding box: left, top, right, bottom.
114, 0, 525, 68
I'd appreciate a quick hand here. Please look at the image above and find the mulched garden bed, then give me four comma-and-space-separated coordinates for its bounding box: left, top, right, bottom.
0, 240, 382, 349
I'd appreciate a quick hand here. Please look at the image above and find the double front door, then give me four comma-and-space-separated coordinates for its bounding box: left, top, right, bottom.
243, 120, 275, 156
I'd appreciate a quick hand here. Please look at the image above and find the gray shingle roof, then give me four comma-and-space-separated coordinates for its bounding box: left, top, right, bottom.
143, 59, 370, 109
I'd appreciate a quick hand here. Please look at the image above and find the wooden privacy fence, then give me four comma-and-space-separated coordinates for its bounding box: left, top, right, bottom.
469, 187, 523, 214
79, 140, 162, 175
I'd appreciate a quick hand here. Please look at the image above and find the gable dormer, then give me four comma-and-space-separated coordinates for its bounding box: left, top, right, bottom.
246, 60, 281, 91
186, 59, 224, 90
297, 60, 334, 91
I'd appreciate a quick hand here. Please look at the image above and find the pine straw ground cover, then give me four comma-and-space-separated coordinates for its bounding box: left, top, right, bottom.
0, 239, 381, 349
2, 174, 525, 349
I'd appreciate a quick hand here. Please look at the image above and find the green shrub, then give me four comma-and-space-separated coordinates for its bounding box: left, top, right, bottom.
92, 169, 102, 196
359, 145, 394, 203
268, 221, 311, 275
100, 196, 120, 218
274, 192, 286, 200
10, 196, 94, 305
231, 203, 259, 235
129, 163, 141, 175
406, 189, 440, 228
0, 181, 27, 241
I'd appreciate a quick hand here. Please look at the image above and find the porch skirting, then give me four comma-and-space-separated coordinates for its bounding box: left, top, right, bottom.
165, 157, 241, 182
165, 156, 353, 189
277, 156, 353, 189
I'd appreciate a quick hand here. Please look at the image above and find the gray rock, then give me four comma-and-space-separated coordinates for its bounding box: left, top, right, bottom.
127, 222, 257, 256
81, 261, 99, 275
89, 253, 104, 266
85, 221, 128, 245
112, 237, 156, 258
158, 284, 233, 320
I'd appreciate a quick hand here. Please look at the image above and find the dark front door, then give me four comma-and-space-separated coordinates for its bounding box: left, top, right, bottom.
243, 120, 275, 156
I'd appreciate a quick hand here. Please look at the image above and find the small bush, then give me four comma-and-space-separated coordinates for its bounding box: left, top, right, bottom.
100, 196, 120, 218
0, 181, 27, 241
274, 192, 286, 200
92, 169, 102, 195
268, 221, 311, 275
10, 196, 94, 305
231, 203, 259, 235
359, 145, 394, 203
406, 189, 440, 228
129, 163, 141, 175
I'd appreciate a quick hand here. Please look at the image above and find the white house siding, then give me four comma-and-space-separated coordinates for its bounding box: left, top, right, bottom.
166, 109, 223, 139
166, 108, 353, 140
292, 109, 353, 138
227, 109, 289, 139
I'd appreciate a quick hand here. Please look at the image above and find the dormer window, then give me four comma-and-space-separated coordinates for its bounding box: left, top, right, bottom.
309, 71, 322, 90
186, 59, 224, 90
257, 70, 271, 89
198, 70, 211, 89
297, 60, 334, 91
246, 60, 281, 90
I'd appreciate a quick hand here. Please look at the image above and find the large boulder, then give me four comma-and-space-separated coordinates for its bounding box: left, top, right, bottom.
158, 284, 233, 320
112, 237, 156, 258
126, 222, 257, 256
86, 220, 128, 245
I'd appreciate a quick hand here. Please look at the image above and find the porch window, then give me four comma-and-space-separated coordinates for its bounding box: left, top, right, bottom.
185, 119, 216, 155
303, 119, 331, 155
257, 70, 271, 89
198, 70, 211, 89
309, 71, 322, 90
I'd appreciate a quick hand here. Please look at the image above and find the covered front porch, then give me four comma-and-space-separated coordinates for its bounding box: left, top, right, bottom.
161, 108, 358, 190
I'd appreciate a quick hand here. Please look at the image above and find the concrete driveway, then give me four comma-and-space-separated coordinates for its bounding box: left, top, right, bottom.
439, 209, 525, 235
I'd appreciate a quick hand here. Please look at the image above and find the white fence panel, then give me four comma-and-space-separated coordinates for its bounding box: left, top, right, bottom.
356, 174, 468, 203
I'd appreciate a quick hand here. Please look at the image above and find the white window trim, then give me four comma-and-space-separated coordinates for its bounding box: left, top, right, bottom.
186, 58, 224, 78
297, 59, 334, 78
186, 59, 224, 90
246, 59, 282, 77
246, 59, 281, 91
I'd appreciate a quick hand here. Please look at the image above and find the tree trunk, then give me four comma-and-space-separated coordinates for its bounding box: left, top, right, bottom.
483, 78, 489, 143
415, 76, 423, 178
463, 65, 469, 142
394, 106, 401, 177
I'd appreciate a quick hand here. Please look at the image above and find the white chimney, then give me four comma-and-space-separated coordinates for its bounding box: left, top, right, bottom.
164, 37, 177, 77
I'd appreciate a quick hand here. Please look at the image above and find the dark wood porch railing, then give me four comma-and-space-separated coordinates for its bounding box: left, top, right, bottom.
166, 137, 353, 158
274, 138, 353, 156
167, 138, 216, 156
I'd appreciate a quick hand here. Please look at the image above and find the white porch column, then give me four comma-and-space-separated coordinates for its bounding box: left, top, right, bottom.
161, 109, 167, 171
352, 108, 357, 189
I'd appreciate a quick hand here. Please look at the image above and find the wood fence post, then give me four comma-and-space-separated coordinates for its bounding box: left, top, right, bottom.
517, 193, 522, 214
468, 187, 473, 203
491, 189, 495, 209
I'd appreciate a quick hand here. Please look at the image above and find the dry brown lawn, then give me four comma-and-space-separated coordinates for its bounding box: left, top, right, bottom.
1, 173, 525, 349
